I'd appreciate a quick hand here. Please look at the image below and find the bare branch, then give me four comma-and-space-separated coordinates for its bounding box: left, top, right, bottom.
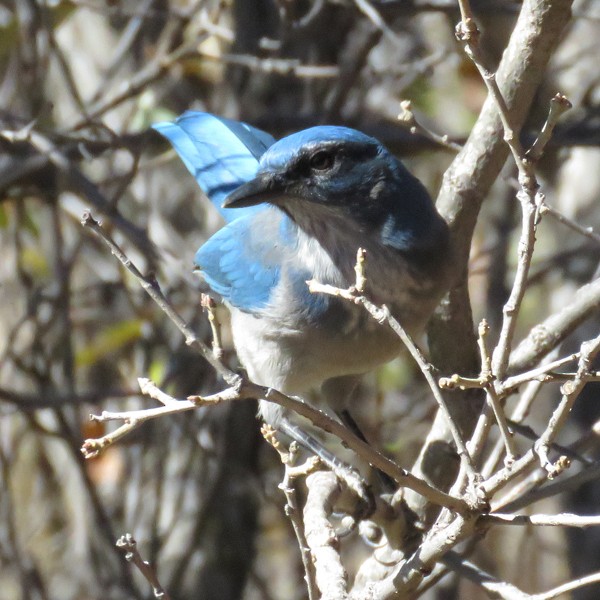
116, 534, 171, 600
304, 471, 348, 600
80, 211, 236, 384
264, 430, 320, 600
485, 513, 600, 528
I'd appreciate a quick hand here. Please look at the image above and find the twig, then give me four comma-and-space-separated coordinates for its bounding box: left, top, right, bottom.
539, 201, 600, 245
533, 335, 600, 474
509, 277, 600, 372
482, 334, 600, 495
352, 0, 404, 50
478, 320, 518, 466
201, 294, 224, 361
197, 49, 339, 78
456, 2, 571, 382
0, 128, 155, 258
80, 213, 467, 510
420, 0, 573, 528
82, 420, 142, 459
479, 379, 543, 489
87, 0, 159, 104
116, 534, 171, 600
259, 387, 471, 512
80, 212, 236, 384
534, 572, 600, 600
263, 429, 320, 600
397, 100, 462, 152
370, 514, 478, 598
85, 377, 470, 512
526, 94, 573, 161
69, 37, 205, 131
443, 552, 600, 600
500, 352, 579, 393
497, 462, 600, 514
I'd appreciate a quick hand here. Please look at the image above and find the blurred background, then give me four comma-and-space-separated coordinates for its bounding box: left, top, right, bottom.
1, 0, 599, 598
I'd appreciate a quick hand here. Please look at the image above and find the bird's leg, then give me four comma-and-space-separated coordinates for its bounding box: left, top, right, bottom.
337, 409, 396, 493
323, 375, 396, 493
278, 417, 375, 518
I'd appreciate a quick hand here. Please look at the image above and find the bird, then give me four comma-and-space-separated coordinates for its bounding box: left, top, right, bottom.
153, 111, 451, 474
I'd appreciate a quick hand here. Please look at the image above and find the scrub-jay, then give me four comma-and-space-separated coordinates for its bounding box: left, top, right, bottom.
154, 112, 450, 467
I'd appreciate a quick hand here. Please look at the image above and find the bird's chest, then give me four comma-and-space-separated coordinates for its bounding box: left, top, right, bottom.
229, 228, 442, 392
231, 297, 401, 393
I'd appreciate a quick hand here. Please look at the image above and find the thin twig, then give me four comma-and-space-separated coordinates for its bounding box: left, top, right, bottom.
352, 0, 404, 50
201, 294, 224, 361
456, 2, 571, 382
398, 100, 462, 152
116, 534, 171, 600
500, 352, 579, 393
80, 213, 467, 510
539, 201, 600, 245
509, 277, 600, 373
69, 36, 205, 131
444, 552, 600, 600
533, 335, 600, 474
198, 49, 339, 78
482, 334, 600, 495
81, 212, 236, 384
478, 320, 518, 465
86, 377, 470, 512
526, 93, 573, 161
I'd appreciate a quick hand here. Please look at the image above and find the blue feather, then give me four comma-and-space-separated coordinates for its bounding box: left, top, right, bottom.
153, 111, 275, 222
194, 208, 285, 310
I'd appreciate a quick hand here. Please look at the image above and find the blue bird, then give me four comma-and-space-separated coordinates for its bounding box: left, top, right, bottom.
154, 111, 450, 463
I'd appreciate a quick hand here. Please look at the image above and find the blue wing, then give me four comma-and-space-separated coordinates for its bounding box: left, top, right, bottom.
153, 111, 275, 223
195, 208, 290, 310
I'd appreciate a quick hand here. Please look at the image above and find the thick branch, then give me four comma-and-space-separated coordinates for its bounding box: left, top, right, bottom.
413, 0, 574, 520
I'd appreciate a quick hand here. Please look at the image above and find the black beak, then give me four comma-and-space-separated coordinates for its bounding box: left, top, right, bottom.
222, 172, 286, 209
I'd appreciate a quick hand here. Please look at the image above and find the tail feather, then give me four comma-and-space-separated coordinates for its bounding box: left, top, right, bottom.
152, 111, 275, 222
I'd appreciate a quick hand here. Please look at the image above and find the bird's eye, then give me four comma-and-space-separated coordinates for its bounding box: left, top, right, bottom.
309, 151, 334, 171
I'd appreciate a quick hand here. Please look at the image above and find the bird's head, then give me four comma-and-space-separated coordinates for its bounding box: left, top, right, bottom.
223, 126, 447, 255
223, 127, 405, 222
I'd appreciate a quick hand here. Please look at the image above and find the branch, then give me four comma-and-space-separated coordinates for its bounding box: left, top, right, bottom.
397, 99, 463, 152
509, 276, 600, 372
533, 335, 600, 474
309, 250, 482, 501
80, 212, 469, 511
80, 212, 236, 384
539, 202, 600, 245
264, 430, 320, 600
484, 513, 600, 528
416, 0, 573, 524
84, 377, 470, 512
304, 471, 348, 600
483, 334, 600, 495
443, 552, 600, 600
116, 534, 171, 600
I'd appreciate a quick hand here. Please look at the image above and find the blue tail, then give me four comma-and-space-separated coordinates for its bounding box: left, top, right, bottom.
153, 111, 275, 222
